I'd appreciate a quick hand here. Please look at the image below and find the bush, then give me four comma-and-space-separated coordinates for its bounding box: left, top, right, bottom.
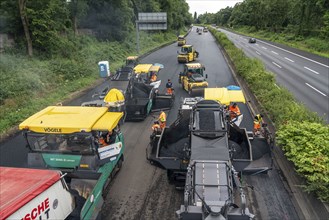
277, 122, 329, 202
0, 31, 177, 134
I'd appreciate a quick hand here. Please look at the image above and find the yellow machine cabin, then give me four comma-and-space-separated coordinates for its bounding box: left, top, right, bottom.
179, 63, 208, 96
177, 45, 199, 63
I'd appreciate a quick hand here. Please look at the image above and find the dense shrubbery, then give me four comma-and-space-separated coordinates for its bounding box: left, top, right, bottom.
277, 122, 329, 202
0, 31, 176, 134
209, 28, 328, 202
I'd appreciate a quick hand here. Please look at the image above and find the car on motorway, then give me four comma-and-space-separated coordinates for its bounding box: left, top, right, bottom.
249, 38, 256, 43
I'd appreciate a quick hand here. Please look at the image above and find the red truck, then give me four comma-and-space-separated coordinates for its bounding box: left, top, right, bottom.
0, 167, 76, 220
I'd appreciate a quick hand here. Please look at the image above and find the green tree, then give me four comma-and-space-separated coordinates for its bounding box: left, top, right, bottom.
26, 0, 71, 54
18, 0, 33, 56
67, 0, 88, 35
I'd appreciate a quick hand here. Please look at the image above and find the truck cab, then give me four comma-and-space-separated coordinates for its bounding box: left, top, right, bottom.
125, 56, 139, 67
177, 45, 199, 63
179, 63, 208, 96
177, 35, 186, 46
19, 106, 125, 219
133, 64, 161, 84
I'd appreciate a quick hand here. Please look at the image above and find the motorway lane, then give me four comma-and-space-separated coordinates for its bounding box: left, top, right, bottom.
220, 29, 329, 122
0, 29, 299, 219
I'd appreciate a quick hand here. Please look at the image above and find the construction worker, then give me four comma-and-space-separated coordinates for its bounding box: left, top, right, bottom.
150, 73, 157, 82
151, 121, 161, 133
99, 130, 116, 146
158, 111, 167, 129
166, 79, 173, 95
229, 103, 241, 120
253, 116, 261, 136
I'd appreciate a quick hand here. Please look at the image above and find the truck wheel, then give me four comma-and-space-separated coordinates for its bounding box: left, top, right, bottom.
117, 156, 123, 169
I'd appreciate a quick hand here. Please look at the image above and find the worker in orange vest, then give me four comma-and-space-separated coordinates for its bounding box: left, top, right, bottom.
151, 121, 161, 132
253, 116, 261, 135
229, 103, 241, 120
166, 79, 173, 95
158, 111, 167, 129
150, 73, 157, 82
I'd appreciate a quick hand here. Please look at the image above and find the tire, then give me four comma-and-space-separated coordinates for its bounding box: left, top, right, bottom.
117, 156, 123, 169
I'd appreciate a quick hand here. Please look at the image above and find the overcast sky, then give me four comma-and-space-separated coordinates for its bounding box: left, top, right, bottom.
186, 0, 243, 15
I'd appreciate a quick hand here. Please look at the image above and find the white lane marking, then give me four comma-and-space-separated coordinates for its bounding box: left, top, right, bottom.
246, 45, 249, 48
223, 29, 328, 67
274, 83, 281, 89
285, 57, 295, 62
305, 83, 327, 96
258, 40, 329, 68
255, 44, 259, 46
272, 62, 282, 68
271, 51, 278, 55
256, 51, 261, 55
304, 66, 319, 75
262, 46, 267, 50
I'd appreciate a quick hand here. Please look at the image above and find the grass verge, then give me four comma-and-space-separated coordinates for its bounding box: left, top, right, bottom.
0, 31, 176, 136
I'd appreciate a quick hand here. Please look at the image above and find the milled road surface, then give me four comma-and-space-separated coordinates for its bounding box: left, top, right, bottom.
102, 29, 299, 220
1, 28, 301, 220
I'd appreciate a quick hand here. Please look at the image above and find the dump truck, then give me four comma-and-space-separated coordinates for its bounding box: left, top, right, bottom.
177, 35, 186, 46
146, 98, 273, 220
125, 56, 139, 68
82, 68, 173, 122
125, 77, 173, 121
19, 106, 126, 219
177, 45, 199, 63
96, 56, 138, 100
179, 63, 208, 96
0, 167, 78, 220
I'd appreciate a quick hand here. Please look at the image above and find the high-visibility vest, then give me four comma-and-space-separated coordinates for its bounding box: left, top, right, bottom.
166, 88, 173, 95
159, 111, 166, 122
254, 120, 261, 130
151, 74, 157, 82
229, 105, 241, 116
